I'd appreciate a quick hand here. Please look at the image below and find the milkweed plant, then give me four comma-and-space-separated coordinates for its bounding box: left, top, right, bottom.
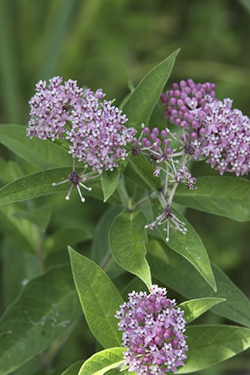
0, 50, 250, 375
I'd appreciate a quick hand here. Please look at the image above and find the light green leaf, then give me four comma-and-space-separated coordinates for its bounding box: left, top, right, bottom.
101, 169, 120, 202
44, 226, 92, 254
13, 204, 52, 233
128, 154, 161, 191
178, 325, 250, 373
0, 168, 120, 206
79, 347, 124, 375
151, 201, 216, 291
109, 210, 152, 290
174, 176, 250, 222
68, 247, 123, 348
0, 205, 36, 253
0, 265, 81, 375
122, 50, 180, 131
178, 298, 225, 324
61, 361, 83, 375
0, 125, 72, 169
147, 238, 250, 327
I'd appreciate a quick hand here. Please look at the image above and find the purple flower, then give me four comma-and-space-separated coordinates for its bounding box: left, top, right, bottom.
27, 77, 137, 173
161, 79, 216, 136
162, 79, 250, 176
194, 98, 250, 176
27, 77, 84, 141
115, 285, 188, 374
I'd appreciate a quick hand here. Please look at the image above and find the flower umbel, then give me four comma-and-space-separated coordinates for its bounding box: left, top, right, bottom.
27, 76, 137, 173
115, 285, 188, 374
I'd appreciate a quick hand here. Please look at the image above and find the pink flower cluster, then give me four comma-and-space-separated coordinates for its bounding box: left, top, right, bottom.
115, 285, 188, 374
161, 79, 250, 176
27, 77, 136, 173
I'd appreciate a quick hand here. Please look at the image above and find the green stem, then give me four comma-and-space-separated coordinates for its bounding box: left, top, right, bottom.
117, 174, 132, 210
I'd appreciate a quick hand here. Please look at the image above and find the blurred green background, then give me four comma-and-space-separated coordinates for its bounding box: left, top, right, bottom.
0, 0, 250, 374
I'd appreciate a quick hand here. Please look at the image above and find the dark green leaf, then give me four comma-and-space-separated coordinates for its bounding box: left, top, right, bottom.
44, 226, 92, 254
174, 176, 250, 222
178, 325, 250, 373
151, 201, 216, 291
128, 154, 161, 191
0, 125, 72, 169
178, 298, 225, 324
1, 239, 39, 307
68, 247, 123, 348
101, 169, 120, 202
147, 238, 250, 327
109, 210, 152, 289
79, 348, 124, 375
122, 50, 180, 131
0, 265, 81, 375
0, 168, 120, 205
91, 206, 122, 265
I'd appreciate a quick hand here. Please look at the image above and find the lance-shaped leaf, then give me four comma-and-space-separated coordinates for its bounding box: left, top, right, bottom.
101, 169, 120, 202
0, 205, 36, 253
122, 50, 180, 131
44, 226, 92, 254
178, 298, 225, 324
178, 325, 250, 373
0, 125, 72, 169
0, 265, 81, 375
147, 238, 250, 327
127, 154, 161, 191
174, 176, 250, 222
151, 201, 216, 291
109, 210, 152, 290
79, 347, 124, 375
0, 168, 121, 205
68, 247, 123, 348
12, 204, 52, 233
61, 361, 83, 375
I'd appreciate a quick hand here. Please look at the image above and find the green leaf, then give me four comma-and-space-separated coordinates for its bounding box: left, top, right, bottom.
122, 50, 180, 131
91, 206, 122, 265
109, 210, 152, 290
61, 361, 83, 375
0, 205, 36, 253
151, 201, 216, 291
178, 325, 250, 373
0, 168, 121, 206
0, 265, 81, 375
174, 176, 250, 222
44, 226, 92, 254
147, 238, 250, 327
68, 247, 123, 348
101, 169, 120, 202
0, 157, 23, 185
1, 239, 39, 307
13, 204, 52, 233
0, 125, 72, 169
79, 347, 124, 375
178, 298, 225, 324
128, 154, 161, 191
121, 278, 148, 301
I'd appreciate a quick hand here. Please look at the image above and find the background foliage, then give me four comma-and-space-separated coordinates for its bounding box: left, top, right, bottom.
0, 1, 249, 374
